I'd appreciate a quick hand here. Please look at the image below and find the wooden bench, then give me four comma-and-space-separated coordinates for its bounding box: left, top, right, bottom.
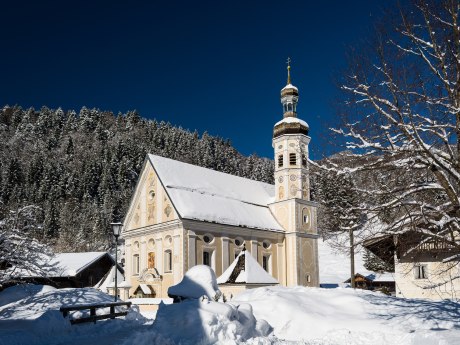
60, 301, 132, 325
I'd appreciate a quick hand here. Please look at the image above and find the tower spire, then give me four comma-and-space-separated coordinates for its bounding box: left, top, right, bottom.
286, 57, 291, 84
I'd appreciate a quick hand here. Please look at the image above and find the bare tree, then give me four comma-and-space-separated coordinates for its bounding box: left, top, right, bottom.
332, 0, 460, 254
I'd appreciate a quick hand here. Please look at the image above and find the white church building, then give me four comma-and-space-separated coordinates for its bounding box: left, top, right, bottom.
120, 64, 319, 300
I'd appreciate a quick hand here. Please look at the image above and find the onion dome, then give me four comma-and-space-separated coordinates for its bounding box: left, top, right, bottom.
274, 58, 309, 138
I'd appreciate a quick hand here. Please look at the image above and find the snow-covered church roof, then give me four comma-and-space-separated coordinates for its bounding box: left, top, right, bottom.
216, 249, 278, 285
148, 155, 284, 232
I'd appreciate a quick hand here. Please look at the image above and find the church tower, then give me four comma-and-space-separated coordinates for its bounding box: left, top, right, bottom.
269, 59, 319, 287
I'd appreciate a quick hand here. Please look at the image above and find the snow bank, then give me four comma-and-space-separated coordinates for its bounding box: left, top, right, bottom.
0, 285, 147, 345
168, 265, 221, 300
234, 286, 460, 344
2, 283, 460, 345
0, 284, 56, 307
126, 298, 271, 345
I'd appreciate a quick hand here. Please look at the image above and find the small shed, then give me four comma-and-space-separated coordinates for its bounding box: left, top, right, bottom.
345, 272, 395, 293
8, 252, 122, 289
217, 248, 278, 299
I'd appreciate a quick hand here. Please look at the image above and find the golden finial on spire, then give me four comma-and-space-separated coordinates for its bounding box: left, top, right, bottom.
286, 57, 291, 84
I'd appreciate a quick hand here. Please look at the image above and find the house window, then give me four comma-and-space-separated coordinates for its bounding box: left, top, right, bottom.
164, 250, 172, 272
262, 255, 271, 273
414, 265, 427, 279
148, 252, 155, 269
278, 155, 283, 168
133, 254, 140, 275
289, 153, 296, 166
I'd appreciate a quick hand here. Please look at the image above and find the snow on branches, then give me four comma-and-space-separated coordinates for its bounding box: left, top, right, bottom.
0, 206, 53, 287
332, 0, 460, 251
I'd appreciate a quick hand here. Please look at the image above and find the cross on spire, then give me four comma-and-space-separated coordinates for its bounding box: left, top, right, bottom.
286, 57, 292, 84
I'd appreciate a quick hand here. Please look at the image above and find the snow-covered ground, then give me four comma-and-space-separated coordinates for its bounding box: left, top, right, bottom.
0, 284, 149, 345
1, 283, 459, 345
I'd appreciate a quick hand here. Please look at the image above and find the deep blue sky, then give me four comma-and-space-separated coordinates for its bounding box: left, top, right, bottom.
1, 0, 394, 159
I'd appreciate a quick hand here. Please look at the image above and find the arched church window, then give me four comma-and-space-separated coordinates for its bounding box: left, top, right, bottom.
289, 153, 297, 165
278, 155, 283, 168
164, 250, 172, 272
133, 254, 140, 275
262, 254, 271, 273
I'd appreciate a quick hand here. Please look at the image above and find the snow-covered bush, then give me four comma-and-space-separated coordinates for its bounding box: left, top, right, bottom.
0, 206, 53, 288
167, 265, 221, 302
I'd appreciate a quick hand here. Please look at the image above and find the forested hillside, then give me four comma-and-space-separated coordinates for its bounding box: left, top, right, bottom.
0, 105, 274, 251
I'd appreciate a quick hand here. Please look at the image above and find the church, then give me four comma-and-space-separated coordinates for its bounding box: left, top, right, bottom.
120, 64, 319, 299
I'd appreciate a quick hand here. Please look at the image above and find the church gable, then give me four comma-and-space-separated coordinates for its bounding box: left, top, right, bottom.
123, 159, 178, 232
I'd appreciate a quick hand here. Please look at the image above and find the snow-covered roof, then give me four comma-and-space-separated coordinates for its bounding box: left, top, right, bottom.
217, 250, 278, 285
139, 284, 152, 294
148, 155, 284, 232
96, 265, 125, 291
281, 83, 298, 91
47, 252, 110, 277
275, 116, 309, 129
365, 273, 395, 283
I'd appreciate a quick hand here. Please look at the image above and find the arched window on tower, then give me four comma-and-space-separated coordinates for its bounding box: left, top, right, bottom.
287, 103, 293, 112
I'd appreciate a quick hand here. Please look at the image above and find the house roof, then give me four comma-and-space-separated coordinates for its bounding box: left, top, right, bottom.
96, 265, 125, 290
216, 250, 278, 285
8, 252, 114, 279
139, 283, 152, 294
47, 252, 112, 277
148, 154, 284, 232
